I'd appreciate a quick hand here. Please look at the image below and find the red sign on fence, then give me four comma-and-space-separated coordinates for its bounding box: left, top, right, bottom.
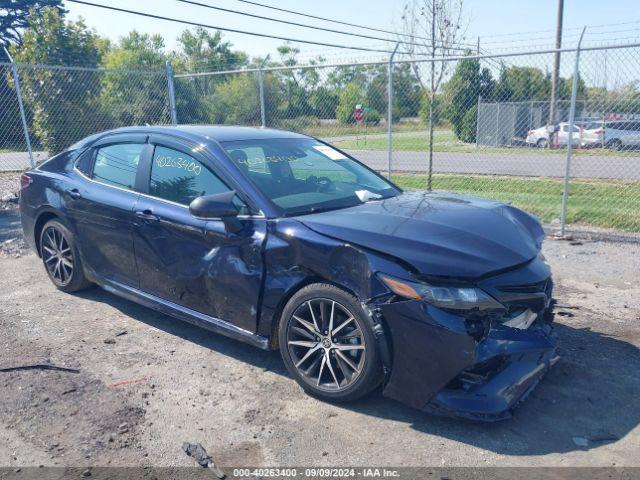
353, 104, 364, 124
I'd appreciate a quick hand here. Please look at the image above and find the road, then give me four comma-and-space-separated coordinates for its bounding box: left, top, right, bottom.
0, 151, 47, 172
1, 206, 639, 470
345, 149, 640, 180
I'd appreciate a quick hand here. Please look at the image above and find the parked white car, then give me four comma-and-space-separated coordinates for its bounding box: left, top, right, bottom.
526, 122, 588, 148
578, 121, 605, 148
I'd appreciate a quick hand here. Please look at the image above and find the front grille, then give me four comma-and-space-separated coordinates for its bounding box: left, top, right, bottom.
494, 277, 553, 323
497, 278, 549, 294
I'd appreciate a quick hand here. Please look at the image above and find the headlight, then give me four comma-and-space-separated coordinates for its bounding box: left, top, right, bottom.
537, 251, 549, 266
378, 274, 505, 311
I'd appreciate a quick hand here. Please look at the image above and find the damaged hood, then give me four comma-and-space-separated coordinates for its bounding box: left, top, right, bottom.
297, 191, 544, 279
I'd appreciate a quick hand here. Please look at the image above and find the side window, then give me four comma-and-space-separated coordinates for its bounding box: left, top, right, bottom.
75, 149, 93, 176
92, 143, 145, 190
150, 146, 230, 206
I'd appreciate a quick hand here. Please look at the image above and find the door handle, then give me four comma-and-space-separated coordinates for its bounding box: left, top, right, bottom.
135, 209, 160, 222
66, 188, 82, 199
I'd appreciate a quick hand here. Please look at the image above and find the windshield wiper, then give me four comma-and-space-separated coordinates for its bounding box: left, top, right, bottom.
285, 202, 359, 217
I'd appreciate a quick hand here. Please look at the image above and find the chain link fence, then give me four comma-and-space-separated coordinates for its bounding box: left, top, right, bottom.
2, 43, 640, 238
0, 62, 171, 171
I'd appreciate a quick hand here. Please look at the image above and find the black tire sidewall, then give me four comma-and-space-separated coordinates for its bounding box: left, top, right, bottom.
40, 219, 89, 292
278, 283, 382, 402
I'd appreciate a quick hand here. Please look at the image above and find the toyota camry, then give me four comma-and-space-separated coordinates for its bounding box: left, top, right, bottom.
19, 126, 558, 420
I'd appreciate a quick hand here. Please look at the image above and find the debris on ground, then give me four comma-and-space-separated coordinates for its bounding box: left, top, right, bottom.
182, 442, 225, 478
109, 376, 148, 388
114, 329, 128, 337
0, 364, 80, 374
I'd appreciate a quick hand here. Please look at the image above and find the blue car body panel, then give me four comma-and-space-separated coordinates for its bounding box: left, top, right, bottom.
19, 125, 558, 420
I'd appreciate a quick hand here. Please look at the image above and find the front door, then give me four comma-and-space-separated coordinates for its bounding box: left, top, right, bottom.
132, 140, 265, 333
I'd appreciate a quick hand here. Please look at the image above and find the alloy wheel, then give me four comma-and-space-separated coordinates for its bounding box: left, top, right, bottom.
286, 298, 366, 392
42, 226, 74, 286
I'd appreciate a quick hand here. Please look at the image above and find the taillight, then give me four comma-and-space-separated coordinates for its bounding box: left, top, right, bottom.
594, 129, 604, 134
20, 173, 32, 189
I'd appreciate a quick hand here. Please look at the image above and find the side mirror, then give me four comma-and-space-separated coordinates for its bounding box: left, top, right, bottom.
189, 190, 239, 219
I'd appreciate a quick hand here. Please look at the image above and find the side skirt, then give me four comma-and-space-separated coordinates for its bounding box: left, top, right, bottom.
97, 278, 270, 350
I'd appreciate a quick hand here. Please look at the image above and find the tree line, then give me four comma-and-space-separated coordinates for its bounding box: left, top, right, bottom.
2, 5, 639, 154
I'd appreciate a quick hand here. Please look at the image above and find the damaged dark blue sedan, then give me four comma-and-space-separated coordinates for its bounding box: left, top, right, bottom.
19, 126, 558, 420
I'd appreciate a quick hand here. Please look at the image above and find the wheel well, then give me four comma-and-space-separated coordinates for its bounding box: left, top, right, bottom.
268, 277, 361, 350
33, 212, 59, 257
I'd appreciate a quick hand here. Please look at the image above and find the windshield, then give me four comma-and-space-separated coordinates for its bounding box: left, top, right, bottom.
221, 138, 400, 215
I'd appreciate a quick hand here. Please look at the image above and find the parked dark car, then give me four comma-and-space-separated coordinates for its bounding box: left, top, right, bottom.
19, 126, 558, 420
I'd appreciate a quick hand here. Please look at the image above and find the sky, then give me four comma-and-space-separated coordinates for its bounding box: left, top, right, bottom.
64, 0, 640, 63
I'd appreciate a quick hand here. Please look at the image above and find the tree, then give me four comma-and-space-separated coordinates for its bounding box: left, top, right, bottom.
394, 63, 422, 118
177, 28, 246, 74
443, 54, 493, 143
100, 31, 169, 126
397, 0, 468, 189
11, 7, 104, 153
336, 82, 364, 124
207, 73, 278, 125
0, 0, 65, 53
173, 28, 248, 124
494, 66, 550, 102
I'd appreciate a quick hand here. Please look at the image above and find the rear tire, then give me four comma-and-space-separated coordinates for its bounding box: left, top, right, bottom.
608, 139, 623, 151
278, 283, 383, 402
536, 138, 548, 148
40, 219, 91, 292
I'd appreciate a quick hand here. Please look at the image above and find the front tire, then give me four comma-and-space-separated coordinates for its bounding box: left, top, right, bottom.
536, 138, 548, 148
278, 283, 383, 402
40, 219, 91, 292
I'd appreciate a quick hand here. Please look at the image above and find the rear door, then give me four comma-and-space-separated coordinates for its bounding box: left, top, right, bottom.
132, 135, 266, 332
68, 134, 149, 286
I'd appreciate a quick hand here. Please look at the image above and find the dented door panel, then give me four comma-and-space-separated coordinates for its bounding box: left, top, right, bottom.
133, 195, 266, 332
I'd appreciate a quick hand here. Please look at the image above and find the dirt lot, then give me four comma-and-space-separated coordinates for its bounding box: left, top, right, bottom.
1, 201, 640, 470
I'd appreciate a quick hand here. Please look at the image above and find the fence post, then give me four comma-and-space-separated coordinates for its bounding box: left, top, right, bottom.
3, 47, 34, 168
560, 27, 587, 237
495, 103, 500, 146
387, 43, 399, 179
259, 55, 270, 128
165, 61, 178, 126
475, 95, 481, 149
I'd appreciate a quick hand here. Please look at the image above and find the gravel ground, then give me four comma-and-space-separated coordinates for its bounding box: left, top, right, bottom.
1, 208, 639, 470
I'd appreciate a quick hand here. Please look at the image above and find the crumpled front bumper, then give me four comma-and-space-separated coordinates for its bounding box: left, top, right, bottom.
377, 298, 558, 421
426, 323, 559, 420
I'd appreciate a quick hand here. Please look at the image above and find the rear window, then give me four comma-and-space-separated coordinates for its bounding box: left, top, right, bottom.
92, 143, 145, 190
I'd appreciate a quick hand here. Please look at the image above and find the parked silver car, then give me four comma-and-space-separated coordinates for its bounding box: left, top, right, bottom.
603, 120, 640, 150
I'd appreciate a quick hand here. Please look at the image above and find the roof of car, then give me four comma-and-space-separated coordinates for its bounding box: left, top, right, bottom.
92, 125, 309, 144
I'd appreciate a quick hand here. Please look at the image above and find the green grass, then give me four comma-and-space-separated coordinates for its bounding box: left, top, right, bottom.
392, 173, 640, 232
336, 131, 640, 157
300, 123, 427, 137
